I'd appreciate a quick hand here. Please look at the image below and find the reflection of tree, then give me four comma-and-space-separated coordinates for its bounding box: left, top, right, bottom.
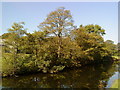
2, 62, 117, 88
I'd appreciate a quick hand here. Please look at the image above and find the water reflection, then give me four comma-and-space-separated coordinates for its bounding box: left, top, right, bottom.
2, 62, 118, 88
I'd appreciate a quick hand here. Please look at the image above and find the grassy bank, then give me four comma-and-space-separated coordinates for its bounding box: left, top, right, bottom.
111, 79, 120, 89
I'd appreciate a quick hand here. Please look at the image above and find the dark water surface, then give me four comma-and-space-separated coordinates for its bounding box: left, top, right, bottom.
2, 62, 119, 89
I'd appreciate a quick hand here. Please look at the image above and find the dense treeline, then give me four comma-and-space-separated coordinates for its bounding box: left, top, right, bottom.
1, 7, 118, 77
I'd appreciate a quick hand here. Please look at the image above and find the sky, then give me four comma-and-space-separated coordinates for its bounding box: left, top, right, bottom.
2, 2, 118, 44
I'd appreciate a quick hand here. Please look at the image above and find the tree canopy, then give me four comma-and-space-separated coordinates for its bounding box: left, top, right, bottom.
1, 7, 117, 77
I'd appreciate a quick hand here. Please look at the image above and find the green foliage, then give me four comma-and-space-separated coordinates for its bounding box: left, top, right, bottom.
71, 26, 109, 63
2, 53, 15, 77
2, 7, 115, 77
84, 24, 105, 36
50, 65, 65, 73
104, 40, 117, 56
38, 7, 74, 37
38, 7, 75, 58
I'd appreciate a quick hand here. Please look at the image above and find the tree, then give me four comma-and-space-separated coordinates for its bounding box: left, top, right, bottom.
105, 40, 117, 56
117, 43, 120, 56
84, 24, 105, 36
2, 22, 26, 75
38, 7, 75, 58
71, 25, 109, 63
2, 7, 116, 76
1, 33, 11, 39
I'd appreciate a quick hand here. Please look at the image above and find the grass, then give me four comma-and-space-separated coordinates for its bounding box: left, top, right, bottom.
111, 79, 120, 89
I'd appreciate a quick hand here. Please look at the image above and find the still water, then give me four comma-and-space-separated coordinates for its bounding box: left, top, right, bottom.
2, 62, 119, 89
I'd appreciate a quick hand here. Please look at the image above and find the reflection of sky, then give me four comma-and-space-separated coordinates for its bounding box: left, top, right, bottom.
106, 72, 119, 88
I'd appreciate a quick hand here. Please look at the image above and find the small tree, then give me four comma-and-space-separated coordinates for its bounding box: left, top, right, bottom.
2, 22, 26, 75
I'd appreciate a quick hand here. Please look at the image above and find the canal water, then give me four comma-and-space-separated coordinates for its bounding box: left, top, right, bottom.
1, 61, 119, 89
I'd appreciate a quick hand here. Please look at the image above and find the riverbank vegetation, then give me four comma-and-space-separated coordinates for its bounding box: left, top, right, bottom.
1, 7, 118, 77
2, 61, 118, 88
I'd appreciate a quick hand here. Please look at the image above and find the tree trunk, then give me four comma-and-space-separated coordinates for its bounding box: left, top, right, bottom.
58, 35, 62, 58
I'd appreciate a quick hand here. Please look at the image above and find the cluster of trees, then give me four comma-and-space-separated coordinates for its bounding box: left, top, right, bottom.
1, 7, 118, 77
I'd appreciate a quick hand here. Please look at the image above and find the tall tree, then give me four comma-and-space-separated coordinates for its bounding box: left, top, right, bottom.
38, 7, 75, 58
